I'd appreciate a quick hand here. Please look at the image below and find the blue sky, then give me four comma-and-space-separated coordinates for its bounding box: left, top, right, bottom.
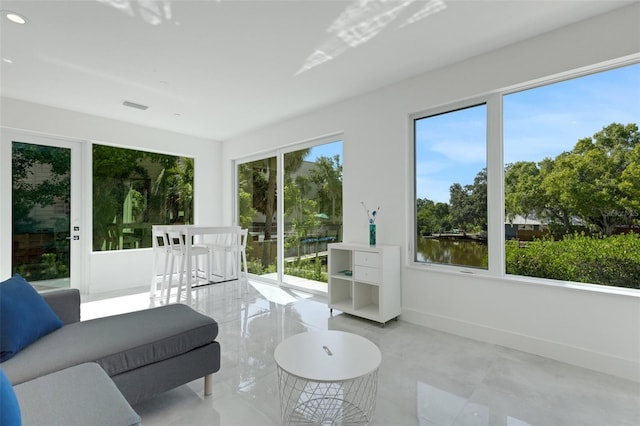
307, 140, 343, 162
416, 63, 640, 203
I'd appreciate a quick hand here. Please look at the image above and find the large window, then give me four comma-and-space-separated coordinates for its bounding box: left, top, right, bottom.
503, 64, 639, 289
414, 103, 488, 269
92, 145, 194, 251
413, 62, 639, 290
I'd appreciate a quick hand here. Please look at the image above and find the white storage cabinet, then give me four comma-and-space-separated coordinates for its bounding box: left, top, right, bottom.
328, 243, 400, 325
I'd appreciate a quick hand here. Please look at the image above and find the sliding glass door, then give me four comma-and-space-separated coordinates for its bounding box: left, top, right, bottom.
236, 137, 343, 293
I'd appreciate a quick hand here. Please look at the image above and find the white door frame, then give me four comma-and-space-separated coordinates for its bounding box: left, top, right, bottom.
1, 129, 85, 290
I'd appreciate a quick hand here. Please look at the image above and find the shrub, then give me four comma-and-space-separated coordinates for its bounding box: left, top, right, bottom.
505, 233, 640, 289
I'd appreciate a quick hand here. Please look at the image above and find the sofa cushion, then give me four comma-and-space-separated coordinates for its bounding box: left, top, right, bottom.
14, 362, 140, 426
2, 303, 218, 385
0, 274, 63, 362
0, 368, 21, 426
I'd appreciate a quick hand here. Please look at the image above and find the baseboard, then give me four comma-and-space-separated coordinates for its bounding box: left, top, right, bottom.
401, 308, 640, 383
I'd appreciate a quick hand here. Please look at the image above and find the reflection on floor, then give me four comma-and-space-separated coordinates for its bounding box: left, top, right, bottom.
259, 272, 327, 294
81, 281, 639, 426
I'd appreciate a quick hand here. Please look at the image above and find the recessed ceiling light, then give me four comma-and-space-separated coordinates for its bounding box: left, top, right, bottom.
2, 58, 14, 64
3, 11, 27, 24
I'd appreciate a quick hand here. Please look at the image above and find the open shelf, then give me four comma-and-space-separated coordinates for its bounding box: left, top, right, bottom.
328, 243, 400, 325
329, 277, 352, 308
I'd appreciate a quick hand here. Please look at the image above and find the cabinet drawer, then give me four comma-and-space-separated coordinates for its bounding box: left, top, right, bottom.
354, 251, 381, 268
354, 265, 381, 284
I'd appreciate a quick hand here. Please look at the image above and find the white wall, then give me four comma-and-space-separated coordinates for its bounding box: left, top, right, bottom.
221, 4, 640, 381
1, 98, 222, 294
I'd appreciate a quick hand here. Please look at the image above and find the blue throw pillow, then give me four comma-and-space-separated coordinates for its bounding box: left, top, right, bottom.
0, 368, 21, 425
0, 274, 63, 362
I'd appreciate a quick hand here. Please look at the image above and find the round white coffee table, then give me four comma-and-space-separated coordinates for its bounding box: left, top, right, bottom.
274, 330, 382, 425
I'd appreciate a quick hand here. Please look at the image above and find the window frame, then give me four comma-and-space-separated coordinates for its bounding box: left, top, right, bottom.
408, 57, 640, 296
409, 95, 499, 277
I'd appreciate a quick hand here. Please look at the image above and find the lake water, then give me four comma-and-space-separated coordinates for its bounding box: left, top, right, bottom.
416, 237, 488, 269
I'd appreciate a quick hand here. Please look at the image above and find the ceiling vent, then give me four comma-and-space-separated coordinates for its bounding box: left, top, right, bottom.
122, 100, 149, 110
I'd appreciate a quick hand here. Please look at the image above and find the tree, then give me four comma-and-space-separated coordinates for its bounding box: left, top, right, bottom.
504, 161, 543, 222
284, 174, 319, 258
309, 155, 343, 220
503, 123, 639, 235
12, 142, 71, 230
449, 168, 487, 232
92, 145, 193, 250
251, 149, 311, 267
164, 157, 194, 224
237, 163, 257, 230
93, 145, 150, 250
620, 142, 640, 217
540, 123, 639, 235
416, 198, 451, 235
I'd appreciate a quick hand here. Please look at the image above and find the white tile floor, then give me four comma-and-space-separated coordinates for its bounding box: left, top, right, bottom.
82, 281, 640, 426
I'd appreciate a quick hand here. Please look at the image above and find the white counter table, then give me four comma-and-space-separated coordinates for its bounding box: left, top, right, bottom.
151, 225, 241, 303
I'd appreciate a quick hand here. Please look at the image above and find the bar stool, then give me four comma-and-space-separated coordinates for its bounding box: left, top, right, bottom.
237, 228, 249, 292
207, 228, 249, 287
164, 228, 211, 304
150, 226, 171, 300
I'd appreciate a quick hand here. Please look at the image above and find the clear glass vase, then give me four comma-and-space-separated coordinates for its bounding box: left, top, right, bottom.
369, 223, 376, 246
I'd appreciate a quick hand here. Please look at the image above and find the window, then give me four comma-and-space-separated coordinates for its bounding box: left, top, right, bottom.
92, 145, 194, 251
504, 63, 639, 289
414, 103, 488, 269
412, 62, 640, 290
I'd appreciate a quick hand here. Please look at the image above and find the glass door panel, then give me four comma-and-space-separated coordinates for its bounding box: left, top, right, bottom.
282, 142, 343, 292
238, 156, 278, 279
10, 138, 79, 290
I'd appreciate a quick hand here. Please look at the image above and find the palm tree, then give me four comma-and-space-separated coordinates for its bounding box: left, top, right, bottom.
310, 154, 343, 219
251, 149, 311, 267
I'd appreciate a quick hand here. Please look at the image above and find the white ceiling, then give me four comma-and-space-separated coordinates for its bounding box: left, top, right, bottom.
0, 0, 634, 141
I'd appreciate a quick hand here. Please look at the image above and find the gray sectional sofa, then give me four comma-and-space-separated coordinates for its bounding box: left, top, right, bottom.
2, 288, 221, 424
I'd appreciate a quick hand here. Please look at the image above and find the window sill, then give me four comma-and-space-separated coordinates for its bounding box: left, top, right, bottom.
407, 261, 640, 298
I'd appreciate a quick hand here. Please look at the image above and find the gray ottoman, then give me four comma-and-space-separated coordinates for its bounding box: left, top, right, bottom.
14, 362, 140, 426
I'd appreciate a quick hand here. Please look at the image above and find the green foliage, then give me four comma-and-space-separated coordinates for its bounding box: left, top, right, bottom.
247, 259, 277, 275
505, 233, 640, 289
505, 123, 639, 235
241, 148, 343, 269
92, 145, 193, 250
12, 142, 71, 230
449, 168, 487, 232
284, 257, 328, 282
504, 161, 542, 223
237, 163, 257, 230
15, 253, 68, 281
416, 198, 451, 235
308, 155, 343, 220
39, 253, 69, 280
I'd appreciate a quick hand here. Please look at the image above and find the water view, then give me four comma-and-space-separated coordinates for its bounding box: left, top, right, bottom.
416, 237, 487, 268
